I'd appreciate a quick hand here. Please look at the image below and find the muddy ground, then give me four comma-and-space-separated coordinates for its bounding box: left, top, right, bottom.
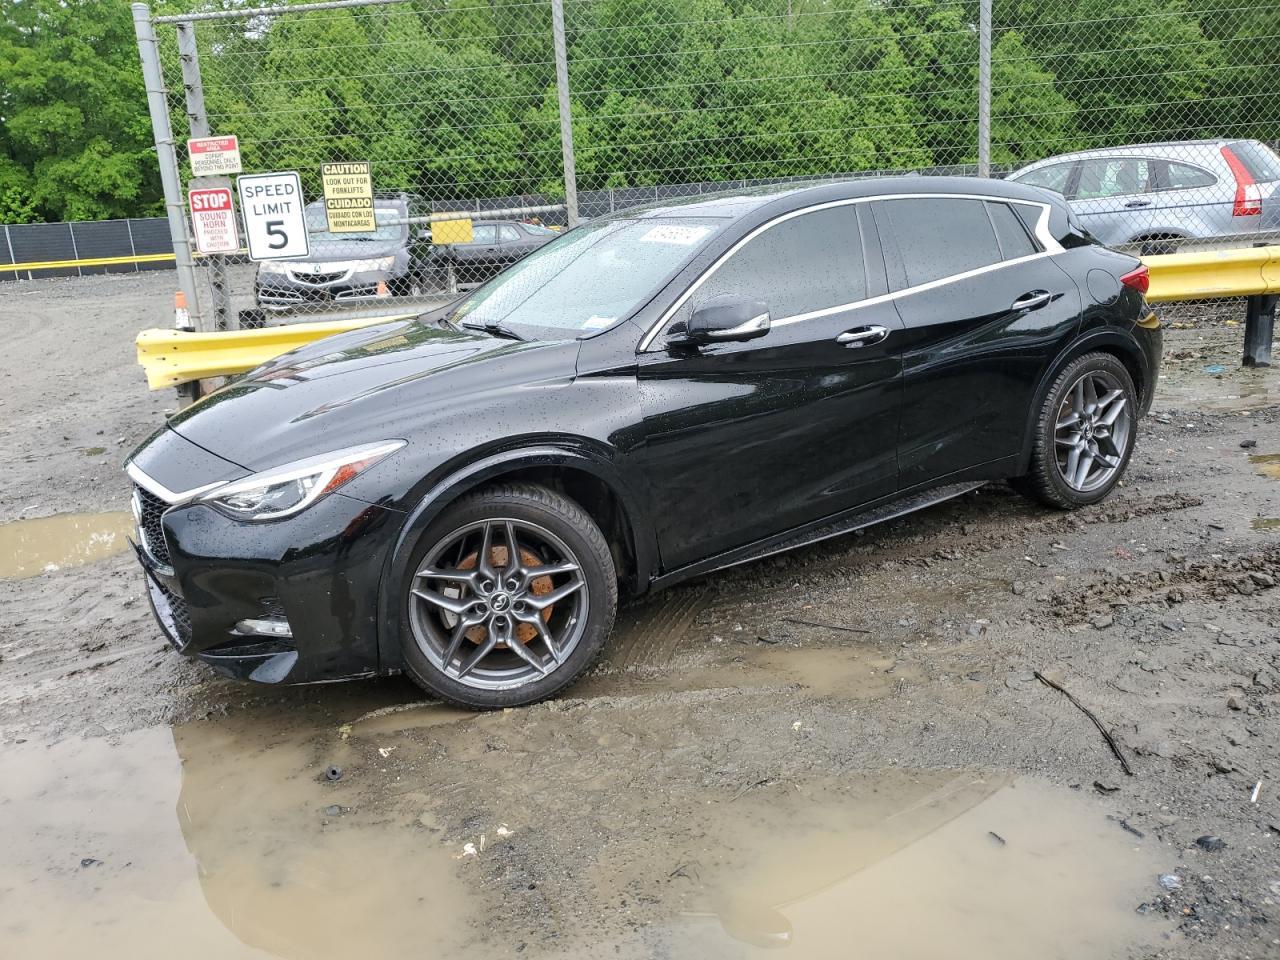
1, 271, 1278, 960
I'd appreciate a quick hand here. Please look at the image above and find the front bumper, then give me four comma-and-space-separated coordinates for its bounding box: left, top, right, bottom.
127, 431, 403, 684
256, 266, 405, 312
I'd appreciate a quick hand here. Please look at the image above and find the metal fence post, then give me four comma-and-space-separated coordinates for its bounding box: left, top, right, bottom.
550, 0, 579, 228
977, 0, 992, 177
132, 3, 203, 328
176, 19, 235, 331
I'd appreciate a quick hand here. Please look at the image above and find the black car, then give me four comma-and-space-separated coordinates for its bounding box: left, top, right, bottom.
127, 177, 1161, 708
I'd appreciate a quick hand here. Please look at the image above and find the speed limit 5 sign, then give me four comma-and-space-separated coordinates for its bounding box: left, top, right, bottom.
236, 171, 310, 261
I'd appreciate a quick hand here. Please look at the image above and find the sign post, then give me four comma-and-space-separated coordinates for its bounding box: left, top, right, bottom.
320, 162, 376, 233
188, 187, 239, 255
236, 171, 310, 261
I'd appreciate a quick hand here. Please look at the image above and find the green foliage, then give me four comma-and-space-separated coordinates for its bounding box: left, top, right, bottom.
0, 0, 1273, 222
0, 0, 162, 222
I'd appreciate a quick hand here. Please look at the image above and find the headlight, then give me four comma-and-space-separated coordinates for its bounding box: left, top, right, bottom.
361, 256, 395, 271
199, 441, 404, 521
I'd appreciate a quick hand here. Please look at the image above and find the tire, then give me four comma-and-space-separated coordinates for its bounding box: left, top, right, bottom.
1018, 352, 1138, 510
1138, 237, 1180, 257
398, 483, 617, 709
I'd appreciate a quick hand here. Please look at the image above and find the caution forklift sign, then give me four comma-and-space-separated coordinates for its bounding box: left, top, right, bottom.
321, 162, 376, 233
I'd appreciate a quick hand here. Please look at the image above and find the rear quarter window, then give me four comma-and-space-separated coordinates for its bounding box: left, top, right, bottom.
986, 202, 1039, 259
1160, 161, 1217, 190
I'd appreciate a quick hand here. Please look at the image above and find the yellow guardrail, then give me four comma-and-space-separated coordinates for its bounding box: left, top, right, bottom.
4, 252, 177, 273
135, 315, 412, 389
134, 244, 1280, 390
1143, 244, 1280, 302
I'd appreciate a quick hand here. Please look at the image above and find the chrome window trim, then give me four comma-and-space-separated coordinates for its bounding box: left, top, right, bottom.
637, 193, 1062, 353
126, 460, 229, 506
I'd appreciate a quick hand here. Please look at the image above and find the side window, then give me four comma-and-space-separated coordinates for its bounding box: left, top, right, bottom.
1161, 161, 1217, 190
677, 206, 865, 325
497, 224, 521, 242
1015, 162, 1073, 194
1074, 158, 1152, 199
881, 198, 1003, 287
469, 224, 497, 245
986, 201, 1039, 259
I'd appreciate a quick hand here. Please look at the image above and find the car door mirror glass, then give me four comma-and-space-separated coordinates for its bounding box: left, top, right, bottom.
680, 295, 771, 344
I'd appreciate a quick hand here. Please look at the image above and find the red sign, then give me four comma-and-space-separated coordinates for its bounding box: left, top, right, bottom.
188, 135, 242, 176
188, 187, 239, 254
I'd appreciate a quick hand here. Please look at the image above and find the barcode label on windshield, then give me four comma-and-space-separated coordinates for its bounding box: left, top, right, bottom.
638, 225, 711, 246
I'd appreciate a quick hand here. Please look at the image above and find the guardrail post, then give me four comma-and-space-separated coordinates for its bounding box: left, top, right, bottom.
176, 19, 235, 331
132, 3, 203, 331
1244, 294, 1276, 367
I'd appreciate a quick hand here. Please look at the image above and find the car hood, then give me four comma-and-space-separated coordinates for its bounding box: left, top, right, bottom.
167, 320, 582, 470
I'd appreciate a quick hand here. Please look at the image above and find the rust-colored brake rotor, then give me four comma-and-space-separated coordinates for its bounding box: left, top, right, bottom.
457, 545, 553, 645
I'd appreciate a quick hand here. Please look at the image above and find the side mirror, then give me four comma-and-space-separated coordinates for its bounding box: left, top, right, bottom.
682, 295, 771, 345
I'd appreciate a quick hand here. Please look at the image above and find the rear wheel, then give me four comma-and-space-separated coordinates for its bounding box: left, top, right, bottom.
1018, 352, 1137, 509
399, 484, 616, 709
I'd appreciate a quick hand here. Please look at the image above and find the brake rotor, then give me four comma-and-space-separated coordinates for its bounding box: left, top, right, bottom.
458, 545, 553, 645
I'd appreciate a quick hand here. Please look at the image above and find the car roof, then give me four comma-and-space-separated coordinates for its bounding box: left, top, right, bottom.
1013, 139, 1262, 172
603, 175, 1059, 221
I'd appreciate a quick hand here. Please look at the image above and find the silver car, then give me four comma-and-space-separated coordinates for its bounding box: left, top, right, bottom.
1008, 139, 1280, 252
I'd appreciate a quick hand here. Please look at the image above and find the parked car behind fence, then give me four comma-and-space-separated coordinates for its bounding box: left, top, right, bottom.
1008, 140, 1280, 253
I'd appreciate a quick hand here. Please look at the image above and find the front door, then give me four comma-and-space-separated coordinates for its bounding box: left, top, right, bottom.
635, 203, 904, 571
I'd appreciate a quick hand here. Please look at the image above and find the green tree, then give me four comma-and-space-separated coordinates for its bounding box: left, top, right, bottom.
0, 0, 161, 221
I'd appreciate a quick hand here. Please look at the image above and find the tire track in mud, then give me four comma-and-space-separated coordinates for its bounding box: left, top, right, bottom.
605, 586, 710, 672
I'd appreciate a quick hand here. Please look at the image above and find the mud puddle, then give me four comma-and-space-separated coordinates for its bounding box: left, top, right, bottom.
1, 698, 1168, 959
0, 511, 134, 578
0, 720, 471, 960
631, 774, 1165, 959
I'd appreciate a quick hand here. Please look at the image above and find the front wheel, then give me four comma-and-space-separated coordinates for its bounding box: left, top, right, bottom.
398, 484, 617, 709
1018, 352, 1137, 509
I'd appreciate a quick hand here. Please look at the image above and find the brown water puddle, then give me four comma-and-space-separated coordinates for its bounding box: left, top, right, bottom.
1249, 452, 1280, 482
0, 511, 134, 578
0, 706, 1168, 960
1253, 517, 1280, 530
628, 773, 1164, 959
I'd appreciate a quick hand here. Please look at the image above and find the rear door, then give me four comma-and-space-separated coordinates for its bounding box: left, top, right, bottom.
635, 203, 905, 569
1069, 156, 1156, 245
873, 195, 1081, 488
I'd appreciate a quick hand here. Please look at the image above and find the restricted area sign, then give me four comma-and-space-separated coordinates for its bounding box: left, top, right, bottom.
188, 187, 239, 255
320, 162, 376, 233
236, 171, 310, 261
188, 135, 242, 177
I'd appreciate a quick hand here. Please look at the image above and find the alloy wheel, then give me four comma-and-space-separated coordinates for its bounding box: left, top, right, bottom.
408, 518, 589, 690
1054, 369, 1131, 493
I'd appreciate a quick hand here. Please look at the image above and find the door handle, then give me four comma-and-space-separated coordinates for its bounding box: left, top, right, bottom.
836, 325, 889, 348
1124, 199, 1151, 208
1011, 290, 1052, 312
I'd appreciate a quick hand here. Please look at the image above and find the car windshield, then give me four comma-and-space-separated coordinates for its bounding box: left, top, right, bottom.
304, 206, 407, 244
449, 217, 724, 337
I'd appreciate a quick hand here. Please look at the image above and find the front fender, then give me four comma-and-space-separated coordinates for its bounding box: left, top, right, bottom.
373, 442, 656, 674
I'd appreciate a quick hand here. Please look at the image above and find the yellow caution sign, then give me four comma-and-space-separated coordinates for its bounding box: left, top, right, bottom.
320, 162, 376, 233
431, 215, 474, 245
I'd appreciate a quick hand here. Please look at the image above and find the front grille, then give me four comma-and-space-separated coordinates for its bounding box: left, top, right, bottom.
134, 485, 172, 567
145, 573, 191, 648
292, 270, 346, 286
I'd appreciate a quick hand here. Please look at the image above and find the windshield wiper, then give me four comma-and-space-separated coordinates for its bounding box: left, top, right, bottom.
460, 321, 528, 342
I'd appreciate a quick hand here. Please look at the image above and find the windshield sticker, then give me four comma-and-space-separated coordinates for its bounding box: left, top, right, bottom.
638, 224, 712, 246
582, 315, 617, 329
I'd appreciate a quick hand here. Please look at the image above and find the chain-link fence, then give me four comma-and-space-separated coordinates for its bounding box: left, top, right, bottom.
132, 0, 1280, 329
